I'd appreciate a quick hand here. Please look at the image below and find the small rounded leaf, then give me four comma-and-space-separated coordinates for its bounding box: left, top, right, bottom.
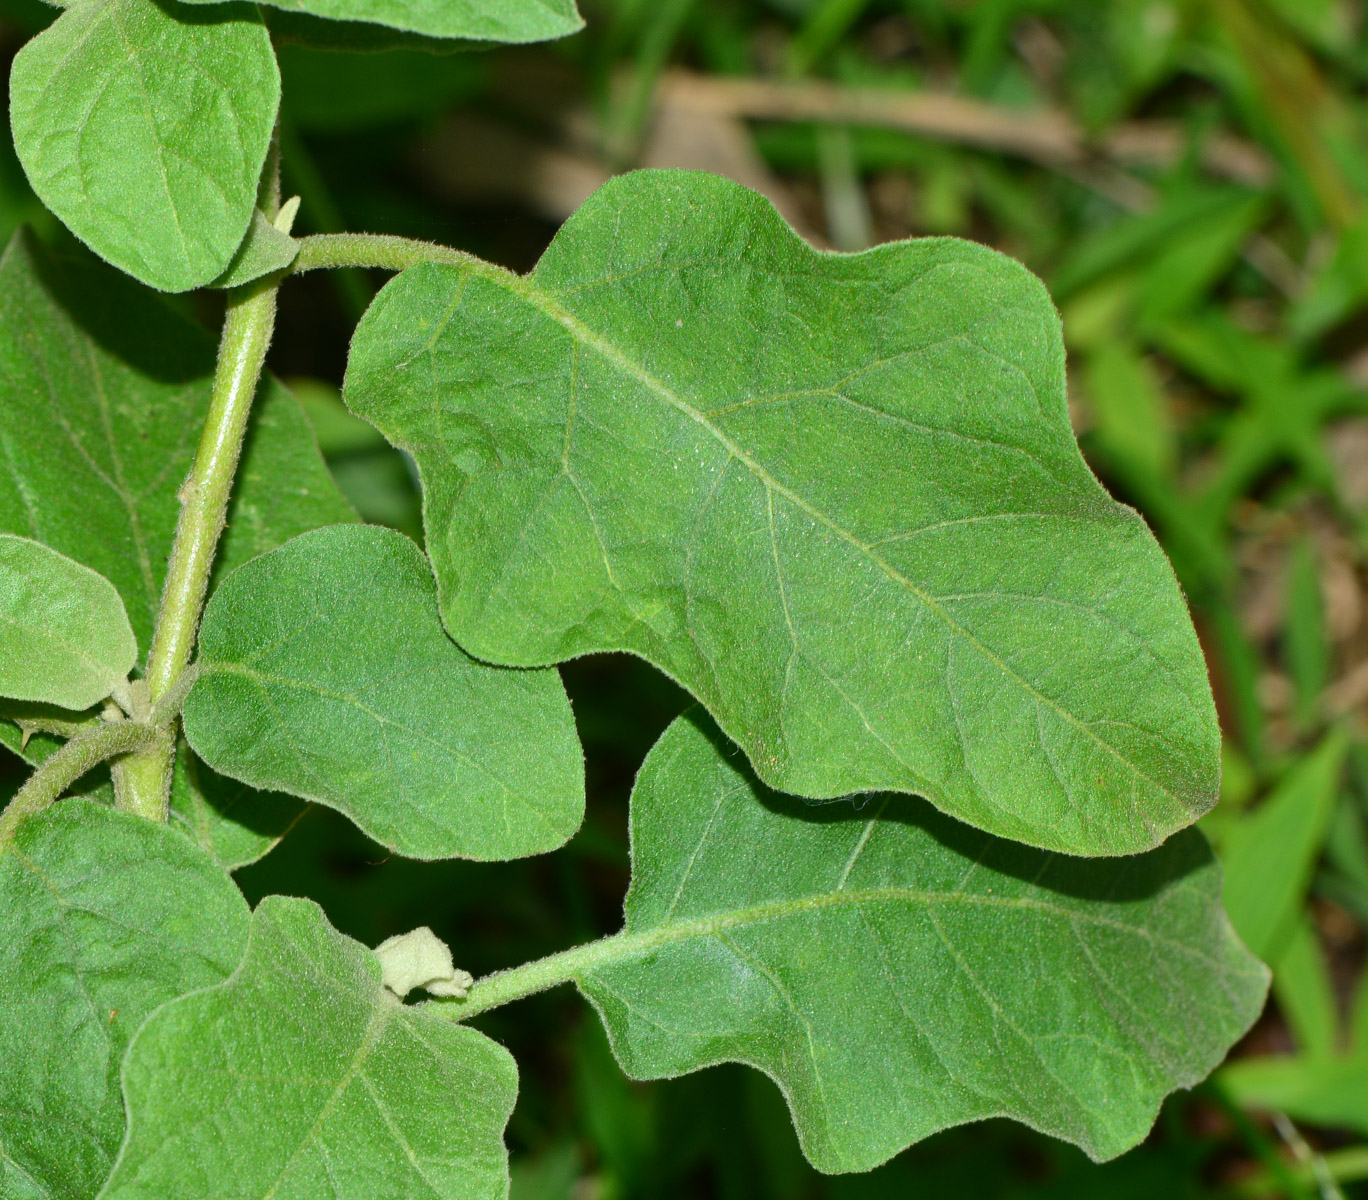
182, 524, 586, 861
10, 0, 280, 292
0, 534, 137, 710
210, 209, 299, 289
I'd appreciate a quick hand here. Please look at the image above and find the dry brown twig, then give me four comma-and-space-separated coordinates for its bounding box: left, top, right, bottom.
653, 72, 1300, 294
414, 68, 1297, 290
657, 71, 1273, 187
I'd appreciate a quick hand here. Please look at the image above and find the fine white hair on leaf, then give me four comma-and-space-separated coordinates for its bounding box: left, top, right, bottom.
374, 926, 474, 1000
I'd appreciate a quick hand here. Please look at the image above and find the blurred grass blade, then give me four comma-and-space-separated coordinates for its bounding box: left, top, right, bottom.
1285, 537, 1330, 732
1221, 729, 1348, 960
1270, 913, 1340, 1058
1230, 1145, 1368, 1199
1352, 966, 1368, 1060
1220, 1056, 1368, 1136
1133, 192, 1269, 327
1082, 341, 1176, 482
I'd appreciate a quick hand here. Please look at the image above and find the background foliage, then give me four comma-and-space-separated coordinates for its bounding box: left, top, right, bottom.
3, 0, 1367, 1194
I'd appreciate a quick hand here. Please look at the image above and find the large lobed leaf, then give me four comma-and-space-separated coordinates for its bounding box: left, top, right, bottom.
9, 0, 279, 292
183, 524, 585, 861
345, 169, 1218, 857
570, 711, 1267, 1172
0, 801, 250, 1200
99, 895, 518, 1200
0, 535, 136, 711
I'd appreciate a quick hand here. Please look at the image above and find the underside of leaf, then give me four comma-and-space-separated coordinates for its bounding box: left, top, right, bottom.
183, 524, 586, 861
576, 711, 1267, 1172
0, 801, 249, 1200
99, 895, 518, 1200
177, 0, 583, 44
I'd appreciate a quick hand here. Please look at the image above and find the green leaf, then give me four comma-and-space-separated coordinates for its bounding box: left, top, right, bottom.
168, 739, 306, 870
99, 895, 518, 1200
210, 209, 299, 289
344, 168, 1219, 857
573, 711, 1266, 1172
0, 800, 249, 1200
9, 0, 280, 292
0, 535, 136, 710
1284, 537, 1329, 730
1221, 730, 1348, 960
0, 230, 355, 654
183, 524, 585, 861
180, 0, 582, 44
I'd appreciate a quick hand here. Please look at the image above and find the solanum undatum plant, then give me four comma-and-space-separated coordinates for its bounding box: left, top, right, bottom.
0, 0, 1268, 1194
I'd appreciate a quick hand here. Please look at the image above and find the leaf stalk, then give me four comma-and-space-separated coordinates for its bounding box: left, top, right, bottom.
430, 911, 758, 1021
292, 233, 482, 276
426, 934, 628, 1021
0, 722, 159, 846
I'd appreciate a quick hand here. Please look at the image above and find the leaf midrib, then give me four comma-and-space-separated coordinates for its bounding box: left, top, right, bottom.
589, 880, 1237, 979
261, 989, 394, 1199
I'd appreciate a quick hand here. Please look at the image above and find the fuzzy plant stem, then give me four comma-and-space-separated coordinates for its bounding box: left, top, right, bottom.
292, 233, 482, 275
119, 274, 280, 821
0, 722, 159, 846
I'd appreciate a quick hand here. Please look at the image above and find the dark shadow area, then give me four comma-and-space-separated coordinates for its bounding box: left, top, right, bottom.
687, 707, 1208, 905
21, 229, 215, 384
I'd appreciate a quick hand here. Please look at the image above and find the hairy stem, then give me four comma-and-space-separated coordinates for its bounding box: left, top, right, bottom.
429, 910, 748, 1021
293, 233, 482, 276
428, 935, 629, 1020
0, 722, 159, 846
146, 277, 279, 698
123, 273, 281, 820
